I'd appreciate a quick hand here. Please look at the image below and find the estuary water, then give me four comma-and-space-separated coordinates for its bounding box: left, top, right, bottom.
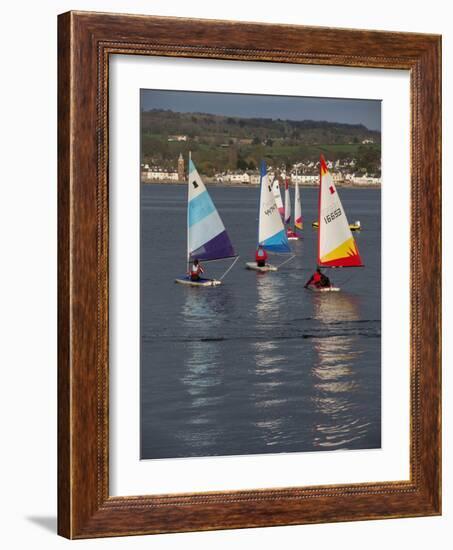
140, 184, 381, 459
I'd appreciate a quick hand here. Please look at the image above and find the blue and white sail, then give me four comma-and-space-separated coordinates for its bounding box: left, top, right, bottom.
187, 158, 236, 262
258, 161, 291, 253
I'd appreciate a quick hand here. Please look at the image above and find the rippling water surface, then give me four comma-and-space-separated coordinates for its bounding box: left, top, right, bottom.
141, 184, 381, 458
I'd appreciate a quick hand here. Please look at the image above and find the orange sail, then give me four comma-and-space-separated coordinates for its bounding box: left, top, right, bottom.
317, 155, 363, 267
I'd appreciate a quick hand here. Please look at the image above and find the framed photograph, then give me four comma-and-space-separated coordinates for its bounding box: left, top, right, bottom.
58, 11, 441, 538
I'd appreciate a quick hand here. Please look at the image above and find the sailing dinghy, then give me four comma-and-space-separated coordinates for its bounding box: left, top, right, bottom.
175, 156, 238, 287
294, 180, 303, 233
284, 177, 300, 240
246, 160, 292, 272
272, 174, 285, 217
306, 155, 363, 292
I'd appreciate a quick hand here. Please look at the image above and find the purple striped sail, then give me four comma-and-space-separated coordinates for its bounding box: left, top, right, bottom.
187, 159, 236, 261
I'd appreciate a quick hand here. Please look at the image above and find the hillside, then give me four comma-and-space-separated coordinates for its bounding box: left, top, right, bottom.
141, 109, 381, 176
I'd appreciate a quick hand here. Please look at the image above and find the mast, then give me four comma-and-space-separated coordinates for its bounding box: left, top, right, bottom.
294, 181, 297, 232
187, 151, 191, 266
294, 177, 303, 231
257, 159, 264, 246
284, 175, 291, 226
317, 156, 322, 266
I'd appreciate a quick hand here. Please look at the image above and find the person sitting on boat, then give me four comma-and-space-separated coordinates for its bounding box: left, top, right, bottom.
189, 259, 204, 281
304, 267, 331, 289
255, 245, 268, 267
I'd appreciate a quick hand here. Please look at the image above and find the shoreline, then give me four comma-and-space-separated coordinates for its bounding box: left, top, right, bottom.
140, 180, 381, 189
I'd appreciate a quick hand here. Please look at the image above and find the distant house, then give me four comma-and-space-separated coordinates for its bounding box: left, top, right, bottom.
142, 167, 179, 182
361, 138, 375, 144
167, 135, 188, 142
291, 174, 317, 184
229, 172, 250, 184
346, 173, 381, 185
166, 171, 179, 181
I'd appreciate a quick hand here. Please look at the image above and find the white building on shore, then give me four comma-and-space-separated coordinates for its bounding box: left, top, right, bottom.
229, 172, 250, 184
344, 173, 381, 185
216, 171, 254, 184
141, 166, 179, 182
140, 161, 381, 186
167, 134, 187, 142
291, 173, 318, 185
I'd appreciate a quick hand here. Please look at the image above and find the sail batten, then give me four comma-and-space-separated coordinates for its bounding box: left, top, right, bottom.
258, 161, 291, 253
317, 155, 363, 267
187, 158, 235, 262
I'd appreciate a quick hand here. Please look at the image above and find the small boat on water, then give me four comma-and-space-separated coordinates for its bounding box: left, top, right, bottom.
246, 160, 292, 272
175, 277, 223, 287
306, 155, 363, 292
175, 154, 238, 287
306, 285, 340, 293
312, 219, 361, 231
294, 180, 303, 232
245, 263, 279, 272
272, 174, 285, 217
284, 177, 302, 240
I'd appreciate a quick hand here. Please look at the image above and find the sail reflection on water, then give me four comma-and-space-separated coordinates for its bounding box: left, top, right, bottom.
310, 293, 372, 450
250, 276, 288, 447
253, 275, 285, 371
176, 289, 229, 450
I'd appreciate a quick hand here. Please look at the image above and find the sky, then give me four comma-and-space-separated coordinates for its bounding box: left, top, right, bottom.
141, 89, 381, 131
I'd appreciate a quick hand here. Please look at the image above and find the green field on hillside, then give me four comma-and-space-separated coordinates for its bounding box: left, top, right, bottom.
141, 110, 381, 176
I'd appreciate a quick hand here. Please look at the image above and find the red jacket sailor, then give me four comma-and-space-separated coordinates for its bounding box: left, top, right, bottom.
255, 245, 268, 267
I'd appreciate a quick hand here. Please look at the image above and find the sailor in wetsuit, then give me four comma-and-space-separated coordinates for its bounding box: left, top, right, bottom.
304, 267, 331, 289
190, 259, 205, 281
255, 245, 268, 267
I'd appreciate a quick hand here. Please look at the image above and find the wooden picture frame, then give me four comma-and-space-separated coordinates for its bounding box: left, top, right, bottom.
58, 10, 441, 539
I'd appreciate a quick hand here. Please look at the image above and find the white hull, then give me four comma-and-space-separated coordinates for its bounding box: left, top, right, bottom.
245, 262, 278, 272
306, 285, 340, 292
175, 277, 222, 287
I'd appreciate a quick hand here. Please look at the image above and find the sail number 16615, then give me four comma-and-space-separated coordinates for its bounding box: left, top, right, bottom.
324, 208, 342, 224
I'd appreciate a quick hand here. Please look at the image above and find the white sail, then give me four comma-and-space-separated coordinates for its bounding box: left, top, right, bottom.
284, 178, 291, 225
258, 161, 291, 253
272, 176, 284, 216
294, 181, 303, 230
